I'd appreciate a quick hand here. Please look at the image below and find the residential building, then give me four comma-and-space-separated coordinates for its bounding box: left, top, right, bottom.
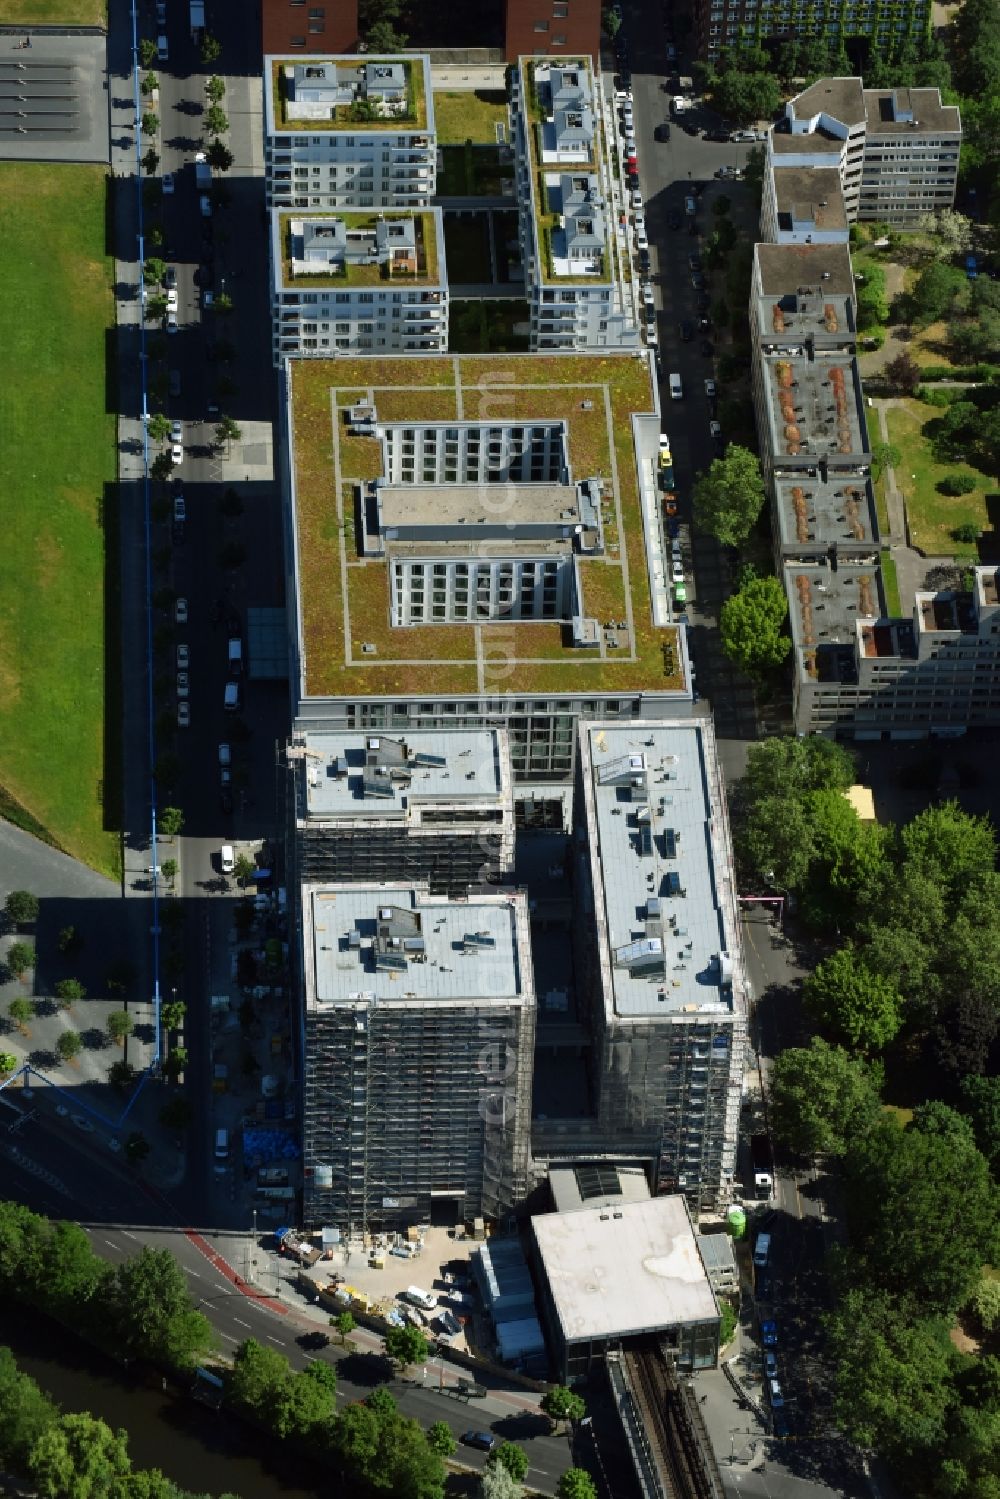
771, 78, 961, 227
261, 0, 357, 56
531, 1196, 720, 1381
760, 164, 849, 246
552, 718, 748, 1213
694, 0, 931, 63
510, 58, 640, 351
288, 725, 515, 891
264, 55, 436, 211
301, 882, 536, 1231
269, 208, 448, 359
504, 0, 601, 63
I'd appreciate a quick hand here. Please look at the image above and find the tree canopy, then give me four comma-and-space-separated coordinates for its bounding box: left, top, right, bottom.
692, 444, 766, 547
770, 1039, 884, 1157
719, 572, 790, 678
803, 945, 905, 1051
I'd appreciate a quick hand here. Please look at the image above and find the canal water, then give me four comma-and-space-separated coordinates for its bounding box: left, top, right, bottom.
1, 1298, 322, 1498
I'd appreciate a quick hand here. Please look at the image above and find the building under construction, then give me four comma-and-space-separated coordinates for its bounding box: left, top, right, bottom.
288, 727, 515, 894
301, 881, 535, 1232
567, 719, 748, 1213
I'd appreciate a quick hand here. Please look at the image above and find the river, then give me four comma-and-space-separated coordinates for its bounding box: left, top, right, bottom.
1, 1298, 323, 1498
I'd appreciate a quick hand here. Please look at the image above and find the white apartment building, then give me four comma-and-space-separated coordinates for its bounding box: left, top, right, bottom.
770, 77, 960, 228
264, 55, 436, 210
269, 208, 448, 359
510, 58, 640, 351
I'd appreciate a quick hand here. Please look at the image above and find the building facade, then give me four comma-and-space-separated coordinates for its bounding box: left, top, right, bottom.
301, 883, 536, 1231
510, 59, 640, 351
504, 0, 601, 62
694, 0, 931, 63
264, 56, 436, 211
269, 209, 448, 359
261, 0, 357, 56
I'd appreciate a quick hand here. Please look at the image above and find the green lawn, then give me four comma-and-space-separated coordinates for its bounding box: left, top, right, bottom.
432, 90, 509, 146
0, 164, 119, 875
0, 0, 106, 20
880, 550, 901, 616
886, 399, 996, 558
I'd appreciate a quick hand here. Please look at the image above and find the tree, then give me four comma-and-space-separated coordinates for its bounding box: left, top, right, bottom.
541, 1386, 586, 1428
333, 1309, 356, 1344
125, 1132, 150, 1164
272, 1366, 337, 1441
145, 293, 168, 323
201, 32, 222, 62
108, 1059, 137, 1091
229, 1339, 289, 1417
141, 70, 158, 95
427, 1420, 457, 1457
215, 415, 242, 446
28, 1413, 131, 1499
719, 572, 790, 678
489, 1442, 529, 1482
234, 853, 255, 888
870, 440, 901, 484
106, 1010, 134, 1046
106, 1246, 213, 1367
161, 858, 178, 884
968, 1277, 1000, 1333
603, 6, 622, 36
56, 1031, 82, 1064
803, 945, 904, 1051
0, 1348, 57, 1472
162, 1047, 188, 1081
213, 291, 234, 314
5, 890, 39, 925
366, 1385, 397, 1418
7, 940, 35, 976
54, 979, 86, 1008
205, 138, 234, 172
770, 1039, 883, 1157
918, 209, 973, 259
330, 1400, 380, 1474
151, 450, 174, 481
161, 999, 186, 1031
57, 926, 82, 956
0, 1052, 16, 1075
147, 412, 171, 442
8, 998, 34, 1033
844, 1114, 1000, 1313
959, 1076, 1000, 1176
204, 104, 229, 137
141, 111, 159, 136
158, 805, 184, 839
558, 1472, 599, 1499
142, 147, 160, 176
384, 1323, 428, 1369
909, 262, 966, 325
884, 350, 921, 396
900, 802, 996, 900
713, 70, 780, 124
205, 74, 226, 103
692, 444, 765, 548
855, 264, 889, 330
481, 1465, 522, 1499
139, 38, 158, 67
366, 18, 409, 49
743, 736, 855, 802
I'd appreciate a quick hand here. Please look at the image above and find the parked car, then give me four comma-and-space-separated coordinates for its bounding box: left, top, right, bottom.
630, 189, 643, 211
682, 120, 700, 136
706, 129, 730, 143
461, 1432, 496, 1453
174, 596, 188, 624
165, 311, 178, 335
170, 442, 183, 466
768, 1378, 785, 1409
688, 253, 702, 272
634, 221, 649, 251
164, 265, 177, 290
162, 173, 174, 195
710, 419, 722, 440
402, 1286, 437, 1312
654, 122, 671, 142
176, 671, 189, 699
220, 787, 234, 815
199, 194, 212, 218
691, 272, 705, 290
764, 1351, 778, 1378
671, 556, 685, 585
678, 320, 693, 342
173, 494, 186, 524
176, 642, 189, 669
704, 378, 716, 398
177, 701, 190, 728
761, 1319, 778, 1348
700, 339, 713, 357
637, 248, 651, 274
731, 129, 756, 142
218, 742, 232, 767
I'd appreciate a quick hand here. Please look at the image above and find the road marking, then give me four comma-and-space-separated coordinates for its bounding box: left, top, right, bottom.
233, 1317, 252, 1329
302, 1354, 316, 1362
122, 1230, 139, 1241
222, 1333, 238, 1344
187, 1269, 203, 1279
267, 1335, 284, 1346
103, 1238, 119, 1249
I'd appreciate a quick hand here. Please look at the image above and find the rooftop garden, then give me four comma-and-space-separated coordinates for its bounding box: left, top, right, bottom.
519, 60, 609, 288
280, 211, 441, 289
432, 90, 509, 146
270, 57, 428, 133
290, 355, 684, 699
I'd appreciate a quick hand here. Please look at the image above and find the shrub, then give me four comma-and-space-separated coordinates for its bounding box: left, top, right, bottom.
952, 522, 981, 543
938, 473, 978, 496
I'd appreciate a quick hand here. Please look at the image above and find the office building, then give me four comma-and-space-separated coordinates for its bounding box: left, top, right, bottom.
531, 1196, 720, 1381
261, 0, 357, 56
301, 882, 535, 1231
289, 725, 515, 890
694, 0, 931, 63
504, 0, 601, 63
760, 164, 849, 246
510, 59, 640, 351
566, 719, 748, 1212
771, 78, 960, 227
264, 55, 436, 210
269, 208, 448, 359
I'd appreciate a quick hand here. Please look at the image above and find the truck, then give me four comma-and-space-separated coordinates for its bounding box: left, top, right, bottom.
751, 1133, 774, 1199
190, 0, 206, 37
194, 153, 212, 190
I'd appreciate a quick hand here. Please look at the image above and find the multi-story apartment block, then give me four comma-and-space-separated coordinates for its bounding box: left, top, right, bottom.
565, 719, 748, 1213
504, 0, 601, 62
760, 164, 849, 246
695, 0, 931, 63
283, 353, 692, 801
261, 0, 357, 56
289, 725, 515, 891
268, 208, 448, 359
264, 55, 436, 211
301, 881, 536, 1231
510, 58, 640, 351
772, 78, 960, 227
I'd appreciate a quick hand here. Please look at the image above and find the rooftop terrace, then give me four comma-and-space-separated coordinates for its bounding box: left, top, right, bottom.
579, 720, 743, 1021
275, 210, 443, 290
302, 883, 528, 1006
288, 354, 684, 700
267, 54, 431, 134
774, 474, 878, 552
759, 350, 868, 464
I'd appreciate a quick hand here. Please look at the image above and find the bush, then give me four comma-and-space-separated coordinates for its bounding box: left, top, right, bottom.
5, 891, 39, 925
952, 522, 981, 543
938, 473, 978, 496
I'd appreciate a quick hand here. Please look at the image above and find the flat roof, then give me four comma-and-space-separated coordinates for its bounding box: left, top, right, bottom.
789, 76, 865, 128
774, 474, 878, 551
532, 1196, 719, 1344
302, 883, 530, 1007
579, 719, 744, 1019
549, 1163, 651, 1215
273, 209, 444, 290
378, 481, 577, 530
266, 54, 432, 134
772, 167, 848, 233
864, 87, 960, 135
288, 355, 685, 700
293, 726, 507, 821
754, 242, 855, 300
770, 128, 844, 157
758, 349, 868, 463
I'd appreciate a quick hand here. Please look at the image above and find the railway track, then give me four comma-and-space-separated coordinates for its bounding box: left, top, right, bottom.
622, 1346, 725, 1499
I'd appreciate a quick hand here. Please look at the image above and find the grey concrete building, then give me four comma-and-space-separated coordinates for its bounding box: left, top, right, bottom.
694, 0, 931, 63
264, 54, 436, 210
510, 58, 640, 351
301, 882, 536, 1231
289, 726, 515, 891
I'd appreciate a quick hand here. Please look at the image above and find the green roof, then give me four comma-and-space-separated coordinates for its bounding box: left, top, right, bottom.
269, 56, 429, 133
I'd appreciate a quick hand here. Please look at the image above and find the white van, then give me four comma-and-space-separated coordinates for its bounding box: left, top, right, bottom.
214, 1127, 229, 1160
403, 1286, 437, 1312
220, 845, 235, 875
669, 372, 684, 401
